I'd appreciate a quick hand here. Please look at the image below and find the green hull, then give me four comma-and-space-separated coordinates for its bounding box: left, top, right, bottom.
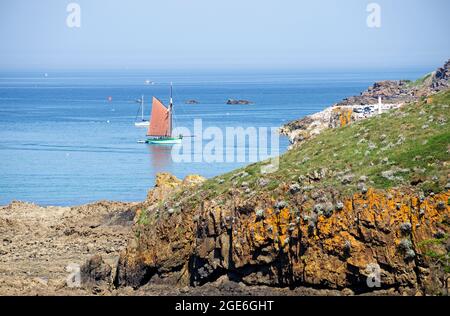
145, 136, 182, 144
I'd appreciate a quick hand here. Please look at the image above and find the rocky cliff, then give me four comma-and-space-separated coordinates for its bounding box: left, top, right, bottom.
337, 59, 450, 106
117, 186, 449, 294
281, 60, 450, 148
114, 89, 450, 295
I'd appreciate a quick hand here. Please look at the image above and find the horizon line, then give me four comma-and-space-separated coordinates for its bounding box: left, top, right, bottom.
0, 64, 439, 73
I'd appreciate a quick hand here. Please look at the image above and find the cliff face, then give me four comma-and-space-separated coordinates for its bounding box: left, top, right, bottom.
279, 106, 357, 148
281, 60, 450, 148
117, 187, 449, 294
115, 89, 450, 295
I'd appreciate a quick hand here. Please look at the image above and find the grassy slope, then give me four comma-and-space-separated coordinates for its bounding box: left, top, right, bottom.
170, 90, 450, 207
406, 72, 433, 88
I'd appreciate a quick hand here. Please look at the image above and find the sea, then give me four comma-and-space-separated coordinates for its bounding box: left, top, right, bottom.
0, 68, 427, 206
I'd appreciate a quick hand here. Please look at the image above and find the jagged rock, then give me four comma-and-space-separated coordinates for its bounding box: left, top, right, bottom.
80, 255, 112, 287
289, 183, 301, 194
357, 182, 367, 193
323, 204, 334, 218
381, 170, 395, 180
274, 201, 287, 209
146, 173, 182, 202
116, 187, 450, 293
255, 209, 265, 220
338, 80, 416, 106
258, 178, 269, 187
398, 238, 413, 251
146, 173, 205, 204
404, 249, 416, 260
436, 201, 446, 211
341, 174, 354, 185
308, 168, 327, 181
183, 174, 206, 186
400, 222, 412, 234
359, 176, 368, 183
433, 230, 445, 239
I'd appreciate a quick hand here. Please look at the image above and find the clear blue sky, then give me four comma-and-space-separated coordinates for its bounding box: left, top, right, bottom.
0, 0, 449, 70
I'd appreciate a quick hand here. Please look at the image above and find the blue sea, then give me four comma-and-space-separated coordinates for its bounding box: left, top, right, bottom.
0, 69, 427, 205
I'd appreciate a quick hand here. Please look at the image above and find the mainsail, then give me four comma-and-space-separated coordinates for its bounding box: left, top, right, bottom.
147, 97, 170, 137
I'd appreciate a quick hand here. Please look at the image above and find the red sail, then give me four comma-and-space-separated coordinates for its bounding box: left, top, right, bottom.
147, 97, 170, 136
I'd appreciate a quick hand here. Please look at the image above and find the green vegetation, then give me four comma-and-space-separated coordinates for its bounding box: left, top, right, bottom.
406, 72, 433, 88
137, 208, 150, 226
281, 91, 449, 194
167, 89, 450, 207
419, 234, 450, 295
421, 241, 449, 274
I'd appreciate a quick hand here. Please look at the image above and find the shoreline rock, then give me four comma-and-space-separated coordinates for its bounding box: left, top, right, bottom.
281, 59, 450, 148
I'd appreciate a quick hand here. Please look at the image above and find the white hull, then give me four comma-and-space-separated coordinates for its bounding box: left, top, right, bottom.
134, 121, 149, 127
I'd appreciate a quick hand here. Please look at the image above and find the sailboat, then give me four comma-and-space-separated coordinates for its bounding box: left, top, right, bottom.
145, 83, 183, 144
134, 95, 149, 127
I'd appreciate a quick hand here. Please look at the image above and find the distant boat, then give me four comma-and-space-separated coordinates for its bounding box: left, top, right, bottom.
134, 95, 149, 128
145, 83, 182, 144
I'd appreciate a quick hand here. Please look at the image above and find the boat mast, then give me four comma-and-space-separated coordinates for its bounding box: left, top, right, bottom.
141, 95, 144, 121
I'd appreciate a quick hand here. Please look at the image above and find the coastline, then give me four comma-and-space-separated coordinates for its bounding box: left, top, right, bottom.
1, 61, 449, 296
0, 200, 349, 296
280, 60, 450, 149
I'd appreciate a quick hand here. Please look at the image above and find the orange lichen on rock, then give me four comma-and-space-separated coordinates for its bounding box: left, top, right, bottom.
117, 185, 450, 293
332, 107, 353, 127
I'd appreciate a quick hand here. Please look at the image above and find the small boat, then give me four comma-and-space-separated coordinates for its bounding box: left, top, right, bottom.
135, 121, 149, 127
134, 95, 150, 127
145, 83, 182, 145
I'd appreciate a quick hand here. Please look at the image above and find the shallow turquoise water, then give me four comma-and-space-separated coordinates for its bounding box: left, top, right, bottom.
0, 69, 426, 205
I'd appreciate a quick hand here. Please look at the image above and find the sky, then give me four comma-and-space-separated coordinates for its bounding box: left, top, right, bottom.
0, 0, 449, 70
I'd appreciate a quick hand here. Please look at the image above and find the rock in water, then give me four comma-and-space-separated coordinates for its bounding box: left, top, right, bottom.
226, 99, 253, 105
